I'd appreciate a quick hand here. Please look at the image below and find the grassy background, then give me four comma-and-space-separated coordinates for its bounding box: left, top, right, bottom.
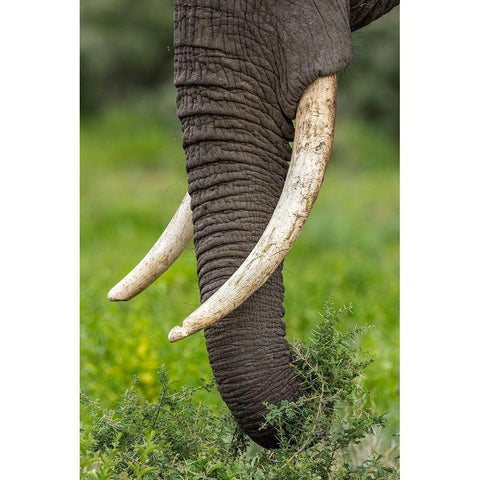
80, 84, 399, 436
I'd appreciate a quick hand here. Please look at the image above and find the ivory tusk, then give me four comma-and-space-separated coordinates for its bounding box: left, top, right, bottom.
168, 74, 337, 342
107, 192, 194, 301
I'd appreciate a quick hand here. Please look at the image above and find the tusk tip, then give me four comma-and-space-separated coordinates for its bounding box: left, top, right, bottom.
107, 285, 128, 302
168, 325, 187, 343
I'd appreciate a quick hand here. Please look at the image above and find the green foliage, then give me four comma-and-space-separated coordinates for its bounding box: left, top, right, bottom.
80, 0, 175, 113
81, 304, 398, 479
339, 10, 399, 138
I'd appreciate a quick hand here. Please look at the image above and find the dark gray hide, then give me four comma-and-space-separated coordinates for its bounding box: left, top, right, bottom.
174, 0, 399, 448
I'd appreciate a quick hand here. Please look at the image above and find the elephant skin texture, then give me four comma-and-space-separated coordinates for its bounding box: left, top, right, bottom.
173, 0, 399, 448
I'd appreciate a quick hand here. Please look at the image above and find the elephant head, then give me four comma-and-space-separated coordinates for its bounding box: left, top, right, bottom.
108, 0, 399, 449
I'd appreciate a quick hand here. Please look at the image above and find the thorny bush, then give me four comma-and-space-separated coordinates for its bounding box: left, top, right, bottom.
80, 302, 399, 479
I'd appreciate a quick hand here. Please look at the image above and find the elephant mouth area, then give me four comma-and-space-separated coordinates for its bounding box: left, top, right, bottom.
109, 75, 338, 344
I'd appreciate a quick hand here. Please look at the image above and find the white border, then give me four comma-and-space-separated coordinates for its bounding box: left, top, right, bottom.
1, 1, 79, 477
401, 1, 480, 477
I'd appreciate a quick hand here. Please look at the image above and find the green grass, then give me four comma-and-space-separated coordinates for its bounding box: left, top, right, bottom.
80, 103, 399, 439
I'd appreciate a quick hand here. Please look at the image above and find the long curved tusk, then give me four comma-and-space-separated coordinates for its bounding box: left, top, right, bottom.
108, 192, 194, 301
168, 74, 337, 342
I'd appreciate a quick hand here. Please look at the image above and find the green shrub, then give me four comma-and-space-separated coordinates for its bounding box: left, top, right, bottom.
81, 303, 398, 479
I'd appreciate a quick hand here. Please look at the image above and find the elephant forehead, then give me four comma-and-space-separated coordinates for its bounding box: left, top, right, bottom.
174, 0, 352, 119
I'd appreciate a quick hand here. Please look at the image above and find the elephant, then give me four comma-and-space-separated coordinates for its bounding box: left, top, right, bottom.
108, 0, 399, 449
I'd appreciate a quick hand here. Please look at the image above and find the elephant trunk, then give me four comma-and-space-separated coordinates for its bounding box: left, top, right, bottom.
174, 6, 303, 448
180, 108, 302, 448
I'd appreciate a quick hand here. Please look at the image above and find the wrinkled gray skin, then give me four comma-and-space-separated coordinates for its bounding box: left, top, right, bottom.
174, 0, 399, 448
